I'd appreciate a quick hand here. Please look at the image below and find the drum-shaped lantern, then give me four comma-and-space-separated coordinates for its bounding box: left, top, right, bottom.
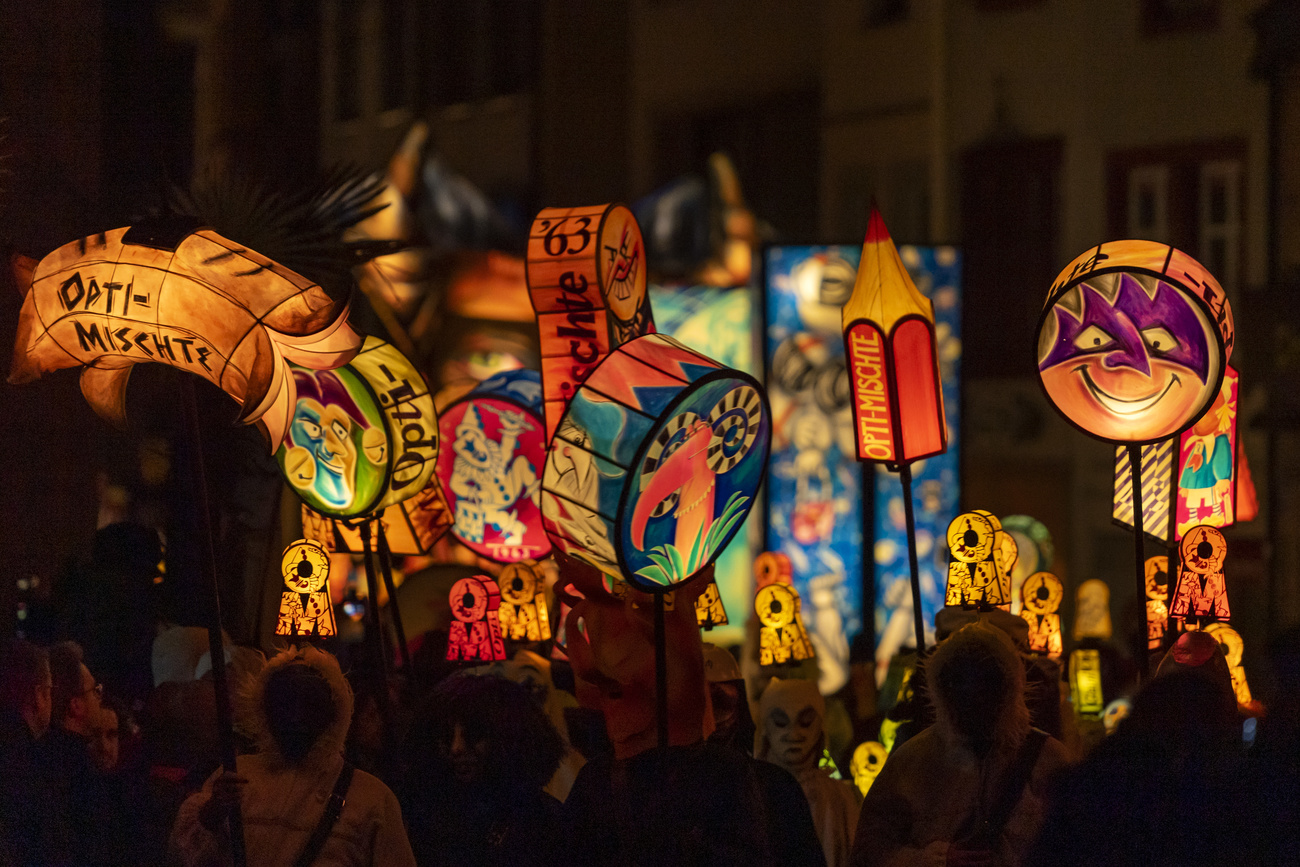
541, 333, 770, 591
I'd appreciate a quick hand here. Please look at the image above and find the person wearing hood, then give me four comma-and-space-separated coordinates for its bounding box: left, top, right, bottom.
756, 677, 859, 867
851, 623, 1069, 867
169, 646, 416, 867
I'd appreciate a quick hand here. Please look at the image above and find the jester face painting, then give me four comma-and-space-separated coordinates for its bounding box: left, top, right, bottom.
279, 368, 388, 516
1038, 271, 1222, 443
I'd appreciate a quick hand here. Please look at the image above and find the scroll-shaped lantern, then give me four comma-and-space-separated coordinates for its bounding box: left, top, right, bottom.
1069, 648, 1105, 718
1144, 555, 1171, 651
1112, 365, 1242, 544
694, 579, 728, 630
1019, 572, 1063, 658
277, 336, 438, 520
7, 221, 363, 446
841, 207, 947, 465
276, 539, 336, 637
754, 551, 793, 589
944, 512, 1008, 610
1073, 579, 1113, 641
301, 477, 453, 556
1204, 622, 1253, 706
1170, 524, 1230, 624
525, 203, 655, 439
446, 576, 507, 662
1036, 240, 1233, 445
755, 583, 815, 665
540, 333, 771, 591
849, 741, 888, 797
435, 370, 550, 563
497, 562, 552, 642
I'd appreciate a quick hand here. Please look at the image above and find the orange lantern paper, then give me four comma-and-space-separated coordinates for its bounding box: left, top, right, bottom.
754, 551, 793, 589
944, 512, 1008, 610
1019, 572, 1063, 658
497, 562, 552, 642
1204, 622, 1253, 706
1170, 524, 1230, 624
277, 539, 336, 637
525, 203, 655, 439
1145, 555, 1171, 651
841, 207, 946, 466
447, 576, 507, 662
8, 221, 363, 445
694, 579, 728, 630
755, 583, 815, 665
301, 478, 453, 556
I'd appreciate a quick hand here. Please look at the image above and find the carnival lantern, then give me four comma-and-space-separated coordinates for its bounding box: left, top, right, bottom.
276, 540, 336, 638
850, 741, 889, 797
1019, 572, 1064, 658
436, 369, 550, 563
944, 511, 1006, 610
841, 207, 948, 651
447, 576, 508, 662
1204, 622, 1253, 706
755, 583, 815, 666
1170, 524, 1230, 625
695, 579, 728, 630
1145, 555, 1171, 651
497, 561, 552, 642
754, 551, 794, 589
1037, 240, 1232, 676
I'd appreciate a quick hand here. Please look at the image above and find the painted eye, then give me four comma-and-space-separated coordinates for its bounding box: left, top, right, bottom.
331, 420, 349, 440
301, 421, 321, 438
1073, 325, 1116, 352
1140, 326, 1179, 353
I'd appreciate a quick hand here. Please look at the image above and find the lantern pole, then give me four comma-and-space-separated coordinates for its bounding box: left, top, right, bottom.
374, 525, 411, 670
179, 377, 247, 867
654, 590, 668, 749
898, 462, 927, 654
359, 521, 395, 732
1128, 444, 1149, 680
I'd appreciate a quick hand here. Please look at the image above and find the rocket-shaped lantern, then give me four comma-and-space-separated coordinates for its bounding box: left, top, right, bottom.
841, 207, 947, 467
841, 207, 948, 652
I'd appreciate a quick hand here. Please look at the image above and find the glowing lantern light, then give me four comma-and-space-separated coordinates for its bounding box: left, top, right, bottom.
1144, 555, 1171, 651
755, 583, 815, 665
278, 336, 438, 519
694, 579, 728, 629
1170, 524, 1230, 625
435, 369, 549, 562
754, 551, 793, 589
1102, 698, 1131, 734
850, 741, 888, 797
447, 576, 507, 662
841, 207, 946, 465
525, 204, 655, 439
944, 511, 1008, 610
539, 333, 770, 591
7, 222, 363, 445
301, 478, 453, 556
1074, 579, 1113, 641
1070, 648, 1105, 718
1020, 571, 1064, 658
497, 562, 552, 642
1204, 622, 1253, 706
277, 539, 336, 637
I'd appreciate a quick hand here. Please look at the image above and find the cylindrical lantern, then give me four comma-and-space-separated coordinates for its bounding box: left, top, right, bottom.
541, 333, 770, 591
277, 336, 438, 519
436, 369, 550, 562
1036, 240, 1234, 445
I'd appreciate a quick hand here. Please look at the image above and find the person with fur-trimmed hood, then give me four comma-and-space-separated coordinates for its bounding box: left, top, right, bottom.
169, 647, 416, 867
850, 624, 1069, 867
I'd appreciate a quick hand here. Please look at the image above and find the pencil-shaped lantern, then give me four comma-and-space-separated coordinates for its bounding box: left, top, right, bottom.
841, 207, 947, 466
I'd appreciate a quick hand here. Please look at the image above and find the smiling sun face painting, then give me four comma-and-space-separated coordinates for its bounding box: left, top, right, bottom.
1037, 246, 1230, 444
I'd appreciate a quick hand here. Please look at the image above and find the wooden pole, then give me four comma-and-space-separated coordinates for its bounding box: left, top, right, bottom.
180, 378, 246, 867
654, 591, 668, 749
374, 523, 411, 670
899, 462, 927, 653
1129, 444, 1149, 680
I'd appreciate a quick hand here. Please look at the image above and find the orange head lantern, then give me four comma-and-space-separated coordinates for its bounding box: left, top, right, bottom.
1170, 524, 1230, 625
944, 512, 1008, 610
446, 576, 507, 662
1204, 621, 1253, 706
841, 207, 947, 466
753, 551, 793, 589
1019, 572, 1064, 658
276, 539, 336, 638
1145, 555, 1171, 651
755, 583, 815, 666
497, 561, 552, 642
694, 578, 728, 630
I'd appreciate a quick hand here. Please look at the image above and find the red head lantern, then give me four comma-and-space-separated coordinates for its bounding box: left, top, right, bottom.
447, 576, 507, 661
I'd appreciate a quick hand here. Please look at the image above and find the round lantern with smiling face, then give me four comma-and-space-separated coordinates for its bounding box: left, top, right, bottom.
1036, 241, 1233, 444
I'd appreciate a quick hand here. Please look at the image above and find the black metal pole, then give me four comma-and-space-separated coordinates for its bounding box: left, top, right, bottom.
374, 523, 411, 670
180, 378, 246, 867
899, 462, 927, 653
654, 591, 668, 749
1129, 444, 1149, 680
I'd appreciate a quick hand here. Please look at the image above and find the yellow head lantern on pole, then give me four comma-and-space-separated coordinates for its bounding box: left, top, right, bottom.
277, 539, 336, 638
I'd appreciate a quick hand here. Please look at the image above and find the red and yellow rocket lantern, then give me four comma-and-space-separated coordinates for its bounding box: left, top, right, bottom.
841, 208, 946, 466
840, 207, 948, 652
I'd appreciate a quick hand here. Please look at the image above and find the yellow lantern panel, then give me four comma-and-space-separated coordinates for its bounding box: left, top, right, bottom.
277, 539, 336, 638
